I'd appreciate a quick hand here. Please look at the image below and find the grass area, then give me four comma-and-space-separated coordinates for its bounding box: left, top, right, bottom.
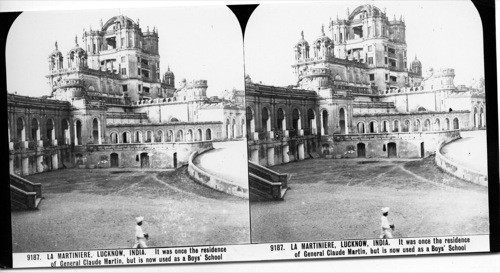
12, 167, 250, 252
251, 158, 488, 243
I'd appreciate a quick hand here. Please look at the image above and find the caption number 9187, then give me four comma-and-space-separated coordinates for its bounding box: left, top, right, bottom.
27, 254, 40, 261
270, 244, 285, 251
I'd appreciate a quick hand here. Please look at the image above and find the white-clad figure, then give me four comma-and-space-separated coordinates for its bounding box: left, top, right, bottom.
380, 207, 394, 239
133, 216, 148, 248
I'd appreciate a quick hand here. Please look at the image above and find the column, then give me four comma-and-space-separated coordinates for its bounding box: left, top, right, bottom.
52, 153, 59, 170
37, 156, 44, 173
251, 149, 259, 164
22, 157, 29, 175
283, 145, 290, 164
298, 143, 305, 160
267, 147, 275, 166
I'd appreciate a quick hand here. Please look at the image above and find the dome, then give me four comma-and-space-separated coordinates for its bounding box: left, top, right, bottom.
295, 30, 309, 46
411, 55, 421, 67
314, 25, 331, 44
49, 41, 62, 58
67, 36, 87, 57
164, 66, 174, 77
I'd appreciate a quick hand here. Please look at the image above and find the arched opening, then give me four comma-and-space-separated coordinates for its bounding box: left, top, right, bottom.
420, 142, 425, 158
445, 118, 450, 130
402, 120, 410, 132
339, 108, 346, 134
453, 118, 459, 129
187, 129, 193, 142
423, 119, 431, 131
196, 129, 202, 141
31, 118, 40, 141
173, 152, 177, 168
92, 118, 100, 144
322, 110, 328, 135
292, 109, 301, 134
205, 129, 212, 140
156, 130, 163, 142
473, 107, 478, 128
232, 119, 236, 138
176, 130, 184, 142
381, 120, 388, 133
307, 108, 316, 135
357, 122, 365, 133
110, 153, 119, 167
434, 119, 441, 131
17, 117, 26, 142
75, 120, 82, 145
226, 119, 231, 139
46, 119, 55, 141
140, 152, 150, 168
134, 131, 142, 143
246, 107, 255, 139
357, 143, 366, 158
479, 107, 484, 128
122, 131, 130, 143
62, 119, 70, 144
262, 107, 271, 132
368, 121, 377, 133
110, 132, 118, 144
387, 142, 397, 158
166, 130, 173, 142
277, 108, 285, 131
145, 131, 152, 143
393, 120, 399, 132
414, 119, 421, 132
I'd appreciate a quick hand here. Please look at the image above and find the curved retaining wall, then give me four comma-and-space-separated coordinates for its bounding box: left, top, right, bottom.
435, 140, 487, 186
188, 150, 249, 199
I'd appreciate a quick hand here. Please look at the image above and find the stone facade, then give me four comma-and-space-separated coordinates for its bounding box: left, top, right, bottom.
8, 15, 245, 176
247, 4, 486, 167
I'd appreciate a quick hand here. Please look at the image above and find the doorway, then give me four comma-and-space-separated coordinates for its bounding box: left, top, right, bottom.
140, 152, 150, 168
387, 142, 397, 158
357, 143, 366, 158
110, 153, 119, 167
420, 142, 425, 158
173, 152, 177, 168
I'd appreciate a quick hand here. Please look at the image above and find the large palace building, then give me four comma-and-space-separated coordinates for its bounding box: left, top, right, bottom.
8, 15, 245, 176
246, 4, 485, 167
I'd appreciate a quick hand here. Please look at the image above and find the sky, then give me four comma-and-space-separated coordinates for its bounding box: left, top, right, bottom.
244, 1, 485, 87
6, 5, 244, 97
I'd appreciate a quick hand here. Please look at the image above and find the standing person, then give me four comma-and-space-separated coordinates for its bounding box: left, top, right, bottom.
133, 216, 149, 248
380, 207, 394, 239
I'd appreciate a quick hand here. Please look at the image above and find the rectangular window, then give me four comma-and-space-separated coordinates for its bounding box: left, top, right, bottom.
121, 68, 126, 75
122, 85, 128, 92
138, 84, 142, 91
137, 68, 141, 76
121, 56, 125, 63
384, 46, 387, 52
385, 74, 388, 81
368, 45, 372, 52
143, 87, 150, 93
390, 76, 397, 82
385, 57, 388, 64
368, 57, 373, 65
369, 74, 375, 81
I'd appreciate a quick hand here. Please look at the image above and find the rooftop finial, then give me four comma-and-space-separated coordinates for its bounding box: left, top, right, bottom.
301, 30, 304, 40
321, 24, 325, 35
347, 8, 350, 16
75, 35, 78, 46
55, 41, 58, 50
100, 18, 103, 28
137, 18, 140, 26
147, 25, 149, 32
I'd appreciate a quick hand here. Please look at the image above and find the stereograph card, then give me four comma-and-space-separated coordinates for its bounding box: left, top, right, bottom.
0, 1, 498, 271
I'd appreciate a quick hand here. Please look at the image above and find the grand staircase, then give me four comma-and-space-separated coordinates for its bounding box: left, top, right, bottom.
10, 174, 43, 210
248, 161, 289, 201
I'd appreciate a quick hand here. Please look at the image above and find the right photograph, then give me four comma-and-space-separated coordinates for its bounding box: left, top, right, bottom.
244, 1, 489, 243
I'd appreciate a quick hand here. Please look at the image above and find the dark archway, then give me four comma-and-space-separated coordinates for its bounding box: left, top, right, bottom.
75, 120, 82, 145
339, 108, 346, 134
388, 142, 397, 158
453, 118, 459, 129
420, 142, 425, 158
357, 143, 366, 158
92, 118, 99, 143
110, 153, 119, 167
140, 152, 150, 168
173, 152, 177, 168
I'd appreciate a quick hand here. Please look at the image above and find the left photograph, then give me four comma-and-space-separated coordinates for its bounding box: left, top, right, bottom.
7, 6, 249, 253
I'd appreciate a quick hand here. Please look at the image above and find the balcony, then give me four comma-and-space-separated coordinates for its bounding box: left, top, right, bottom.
388, 52, 397, 58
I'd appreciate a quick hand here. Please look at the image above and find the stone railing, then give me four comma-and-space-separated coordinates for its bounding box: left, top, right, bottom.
187, 150, 248, 199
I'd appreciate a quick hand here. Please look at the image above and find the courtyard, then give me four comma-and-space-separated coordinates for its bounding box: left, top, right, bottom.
250, 156, 489, 243
11, 167, 250, 252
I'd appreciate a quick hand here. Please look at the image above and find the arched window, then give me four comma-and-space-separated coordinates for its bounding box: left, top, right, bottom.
322, 110, 329, 135
196, 129, 202, 141
46, 119, 55, 140
187, 129, 193, 142
92, 118, 100, 144
166, 130, 173, 142
453, 118, 459, 129
292, 109, 301, 132
122, 131, 130, 143
414, 119, 421, 132
246, 107, 254, 139
339, 108, 346, 134
402, 120, 410, 132
17, 117, 26, 141
368, 121, 377, 133
205, 129, 212, 140
393, 120, 399, 132
31, 118, 40, 141
110, 132, 118, 144
423, 119, 431, 131
357, 122, 365, 134
277, 108, 285, 130
75, 120, 82, 145
262, 107, 270, 132
176, 130, 184, 142
134, 131, 142, 143
156, 130, 163, 142
145, 131, 152, 142
62, 119, 70, 144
